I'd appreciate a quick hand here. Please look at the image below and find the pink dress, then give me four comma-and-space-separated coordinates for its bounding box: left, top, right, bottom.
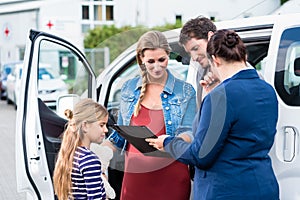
120, 105, 191, 200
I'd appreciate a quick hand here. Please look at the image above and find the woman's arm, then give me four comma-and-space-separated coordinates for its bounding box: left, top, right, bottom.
148, 88, 231, 168
147, 83, 196, 152
175, 83, 197, 141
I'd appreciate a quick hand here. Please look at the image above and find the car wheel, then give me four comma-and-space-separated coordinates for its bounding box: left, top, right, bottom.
14, 94, 17, 110
7, 96, 13, 105
0, 89, 5, 100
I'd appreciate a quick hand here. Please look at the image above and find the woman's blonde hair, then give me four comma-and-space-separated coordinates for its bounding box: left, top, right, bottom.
53, 98, 108, 200
134, 30, 171, 116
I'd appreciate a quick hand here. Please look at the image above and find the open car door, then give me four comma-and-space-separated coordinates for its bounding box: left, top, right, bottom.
15, 30, 97, 199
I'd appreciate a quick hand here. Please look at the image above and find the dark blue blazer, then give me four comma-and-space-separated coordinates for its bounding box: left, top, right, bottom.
164, 69, 279, 200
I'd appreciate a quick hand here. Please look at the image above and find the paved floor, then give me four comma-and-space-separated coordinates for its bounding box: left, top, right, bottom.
0, 100, 26, 199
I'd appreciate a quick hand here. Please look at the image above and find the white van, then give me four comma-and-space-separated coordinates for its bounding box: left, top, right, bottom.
16, 13, 300, 199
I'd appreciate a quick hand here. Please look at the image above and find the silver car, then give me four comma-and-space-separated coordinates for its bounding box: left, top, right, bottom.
6, 62, 68, 109
0, 61, 21, 100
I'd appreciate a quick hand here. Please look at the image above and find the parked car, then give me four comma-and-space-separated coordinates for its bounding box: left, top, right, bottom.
6, 61, 68, 109
16, 13, 300, 200
0, 61, 21, 100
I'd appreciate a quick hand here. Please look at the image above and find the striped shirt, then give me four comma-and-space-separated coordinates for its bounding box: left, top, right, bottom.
71, 146, 106, 200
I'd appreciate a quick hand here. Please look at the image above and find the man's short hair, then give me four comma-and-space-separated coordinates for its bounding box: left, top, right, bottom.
179, 16, 217, 45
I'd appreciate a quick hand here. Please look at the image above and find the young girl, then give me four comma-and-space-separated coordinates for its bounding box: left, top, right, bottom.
53, 98, 108, 200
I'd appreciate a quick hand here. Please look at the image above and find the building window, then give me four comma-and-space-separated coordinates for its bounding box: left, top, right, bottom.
81, 24, 90, 33
19, 47, 25, 60
175, 15, 182, 26
81, 0, 115, 33
106, 5, 113, 20
82, 5, 89, 19
94, 5, 102, 20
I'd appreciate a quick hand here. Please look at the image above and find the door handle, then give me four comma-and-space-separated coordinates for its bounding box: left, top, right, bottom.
30, 156, 40, 161
283, 127, 296, 162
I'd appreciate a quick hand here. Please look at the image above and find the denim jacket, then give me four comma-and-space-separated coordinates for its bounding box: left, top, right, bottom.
108, 69, 197, 153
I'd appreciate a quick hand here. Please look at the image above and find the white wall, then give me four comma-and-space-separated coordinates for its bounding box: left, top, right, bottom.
0, 0, 282, 65
39, 0, 84, 50
114, 0, 281, 27
272, 0, 300, 14
0, 0, 84, 65
0, 9, 39, 64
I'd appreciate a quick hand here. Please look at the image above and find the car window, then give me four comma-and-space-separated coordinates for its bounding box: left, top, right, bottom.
18, 68, 22, 79
38, 40, 92, 110
107, 60, 138, 106
4, 66, 12, 75
38, 68, 56, 80
275, 27, 300, 106
1, 64, 15, 79
107, 50, 189, 108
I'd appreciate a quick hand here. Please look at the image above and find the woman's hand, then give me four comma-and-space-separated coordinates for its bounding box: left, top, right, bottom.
200, 71, 220, 93
146, 135, 169, 151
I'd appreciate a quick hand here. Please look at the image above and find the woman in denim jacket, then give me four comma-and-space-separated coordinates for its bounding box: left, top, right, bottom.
103, 30, 196, 200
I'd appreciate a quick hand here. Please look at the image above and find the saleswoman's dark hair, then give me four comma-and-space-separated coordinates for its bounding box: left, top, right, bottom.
207, 29, 247, 63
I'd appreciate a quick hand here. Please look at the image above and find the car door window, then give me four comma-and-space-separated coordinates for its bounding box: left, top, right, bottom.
38, 40, 91, 111
108, 60, 138, 105
275, 27, 300, 106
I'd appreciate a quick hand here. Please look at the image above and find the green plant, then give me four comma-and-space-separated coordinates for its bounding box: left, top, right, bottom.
83, 23, 182, 75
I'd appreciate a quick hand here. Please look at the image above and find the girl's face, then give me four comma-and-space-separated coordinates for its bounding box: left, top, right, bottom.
85, 115, 108, 145
141, 48, 168, 82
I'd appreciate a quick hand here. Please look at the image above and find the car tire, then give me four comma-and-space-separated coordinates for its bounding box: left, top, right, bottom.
14, 94, 17, 110
7, 96, 13, 104
0, 89, 5, 100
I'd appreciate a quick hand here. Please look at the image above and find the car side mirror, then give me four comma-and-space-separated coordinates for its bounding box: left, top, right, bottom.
56, 94, 80, 118
60, 74, 67, 80
294, 57, 300, 76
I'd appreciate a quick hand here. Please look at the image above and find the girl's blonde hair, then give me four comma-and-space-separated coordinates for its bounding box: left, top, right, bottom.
134, 30, 171, 116
53, 98, 108, 200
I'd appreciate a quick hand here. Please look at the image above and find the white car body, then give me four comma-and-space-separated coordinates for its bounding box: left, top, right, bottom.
6, 62, 68, 109
0, 61, 22, 100
16, 13, 300, 199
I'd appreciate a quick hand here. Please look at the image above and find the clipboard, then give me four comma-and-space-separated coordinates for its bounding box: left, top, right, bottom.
110, 125, 171, 158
